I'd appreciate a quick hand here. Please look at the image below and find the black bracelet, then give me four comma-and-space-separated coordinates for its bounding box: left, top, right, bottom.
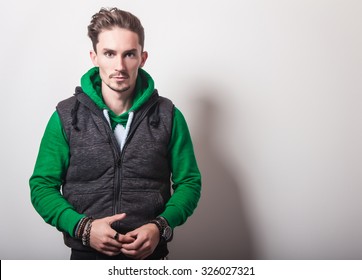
149, 219, 162, 237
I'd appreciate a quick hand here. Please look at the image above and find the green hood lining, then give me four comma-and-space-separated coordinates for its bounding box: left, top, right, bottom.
80, 67, 155, 128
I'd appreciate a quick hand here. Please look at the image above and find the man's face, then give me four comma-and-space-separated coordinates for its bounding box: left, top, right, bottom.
90, 27, 147, 95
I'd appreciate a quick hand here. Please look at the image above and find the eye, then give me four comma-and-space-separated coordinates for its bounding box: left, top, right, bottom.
104, 51, 115, 58
125, 52, 136, 58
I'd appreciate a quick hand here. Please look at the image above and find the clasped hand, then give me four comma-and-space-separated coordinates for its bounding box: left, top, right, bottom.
89, 213, 160, 259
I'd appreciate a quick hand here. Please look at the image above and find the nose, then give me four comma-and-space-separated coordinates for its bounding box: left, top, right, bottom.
115, 56, 126, 72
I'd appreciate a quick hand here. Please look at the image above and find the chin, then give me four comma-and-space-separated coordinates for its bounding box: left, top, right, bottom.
109, 84, 131, 94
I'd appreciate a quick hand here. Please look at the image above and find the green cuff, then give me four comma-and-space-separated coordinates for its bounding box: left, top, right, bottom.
57, 209, 86, 237
160, 206, 186, 229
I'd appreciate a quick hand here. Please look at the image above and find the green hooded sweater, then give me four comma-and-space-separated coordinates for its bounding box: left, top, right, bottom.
29, 67, 201, 237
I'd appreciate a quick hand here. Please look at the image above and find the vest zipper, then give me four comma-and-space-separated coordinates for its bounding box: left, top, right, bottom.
103, 97, 159, 218
116, 98, 159, 218
103, 127, 122, 217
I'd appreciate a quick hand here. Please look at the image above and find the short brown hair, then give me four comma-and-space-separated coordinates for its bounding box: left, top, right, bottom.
87, 7, 145, 52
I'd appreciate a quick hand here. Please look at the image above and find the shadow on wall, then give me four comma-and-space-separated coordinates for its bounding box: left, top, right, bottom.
169, 91, 255, 259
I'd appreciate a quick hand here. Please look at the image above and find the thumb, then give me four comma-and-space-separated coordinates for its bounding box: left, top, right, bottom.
106, 213, 127, 225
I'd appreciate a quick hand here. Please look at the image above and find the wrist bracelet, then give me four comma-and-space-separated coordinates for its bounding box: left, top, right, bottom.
149, 219, 162, 236
81, 218, 94, 247
75, 217, 92, 239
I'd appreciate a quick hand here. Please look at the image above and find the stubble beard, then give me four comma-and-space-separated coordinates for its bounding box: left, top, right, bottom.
106, 82, 131, 94
107, 71, 131, 93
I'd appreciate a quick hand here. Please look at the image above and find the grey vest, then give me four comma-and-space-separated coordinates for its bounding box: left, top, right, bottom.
56, 87, 174, 256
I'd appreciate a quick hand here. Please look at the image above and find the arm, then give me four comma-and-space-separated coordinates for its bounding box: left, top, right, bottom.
29, 111, 84, 236
162, 107, 202, 228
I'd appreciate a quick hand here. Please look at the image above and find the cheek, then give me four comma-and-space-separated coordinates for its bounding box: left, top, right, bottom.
128, 61, 142, 75
98, 67, 111, 80
97, 61, 112, 75
97, 57, 114, 69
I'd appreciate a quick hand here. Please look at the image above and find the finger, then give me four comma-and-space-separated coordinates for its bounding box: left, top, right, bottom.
102, 245, 121, 253
112, 230, 135, 243
106, 213, 127, 225
121, 236, 144, 250
97, 236, 124, 251
93, 237, 123, 253
98, 231, 127, 248
117, 234, 135, 244
136, 244, 155, 260
107, 237, 124, 248
121, 248, 139, 258
125, 229, 136, 236
121, 243, 150, 259
101, 248, 122, 257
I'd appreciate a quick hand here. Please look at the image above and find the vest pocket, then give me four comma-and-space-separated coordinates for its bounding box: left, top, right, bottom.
67, 142, 114, 182
115, 190, 165, 231
62, 178, 114, 218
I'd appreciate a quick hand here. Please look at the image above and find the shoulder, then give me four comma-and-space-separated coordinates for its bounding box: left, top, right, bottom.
158, 95, 173, 105
56, 87, 85, 112
56, 96, 78, 113
156, 93, 175, 118
55, 88, 84, 137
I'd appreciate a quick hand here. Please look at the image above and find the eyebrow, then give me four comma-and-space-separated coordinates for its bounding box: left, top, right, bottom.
102, 48, 116, 53
102, 48, 138, 54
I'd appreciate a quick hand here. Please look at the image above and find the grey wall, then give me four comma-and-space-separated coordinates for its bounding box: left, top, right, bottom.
1, 0, 361, 259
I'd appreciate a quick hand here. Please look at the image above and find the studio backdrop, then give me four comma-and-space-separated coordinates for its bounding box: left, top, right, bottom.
1, 0, 361, 259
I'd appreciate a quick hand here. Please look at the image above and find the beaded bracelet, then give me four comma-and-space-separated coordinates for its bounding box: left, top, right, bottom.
82, 218, 94, 247
75, 217, 92, 239
75, 217, 86, 239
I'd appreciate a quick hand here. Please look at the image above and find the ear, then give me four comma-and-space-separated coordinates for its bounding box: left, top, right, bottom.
140, 51, 148, 68
90, 50, 98, 66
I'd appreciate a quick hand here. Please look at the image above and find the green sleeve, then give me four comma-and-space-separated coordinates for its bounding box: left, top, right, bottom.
161, 108, 202, 228
29, 111, 85, 237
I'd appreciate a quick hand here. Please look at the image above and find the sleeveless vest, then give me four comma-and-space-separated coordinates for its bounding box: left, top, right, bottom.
56, 87, 174, 257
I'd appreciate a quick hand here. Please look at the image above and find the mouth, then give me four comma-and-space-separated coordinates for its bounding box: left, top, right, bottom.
112, 76, 128, 80
110, 72, 129, 80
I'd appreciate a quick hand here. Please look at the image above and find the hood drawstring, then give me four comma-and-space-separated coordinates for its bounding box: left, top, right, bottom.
71, 99, 80, 131
149, 101, 160, 127
71, 87, 84, 131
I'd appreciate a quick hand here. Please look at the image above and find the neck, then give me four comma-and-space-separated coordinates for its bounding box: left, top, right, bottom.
101, 84, 135, 115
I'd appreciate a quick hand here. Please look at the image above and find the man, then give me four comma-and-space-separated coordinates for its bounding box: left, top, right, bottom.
29, 7, 201, 260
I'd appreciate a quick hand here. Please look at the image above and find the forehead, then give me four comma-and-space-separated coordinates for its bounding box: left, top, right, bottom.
96, 27, 141, 51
